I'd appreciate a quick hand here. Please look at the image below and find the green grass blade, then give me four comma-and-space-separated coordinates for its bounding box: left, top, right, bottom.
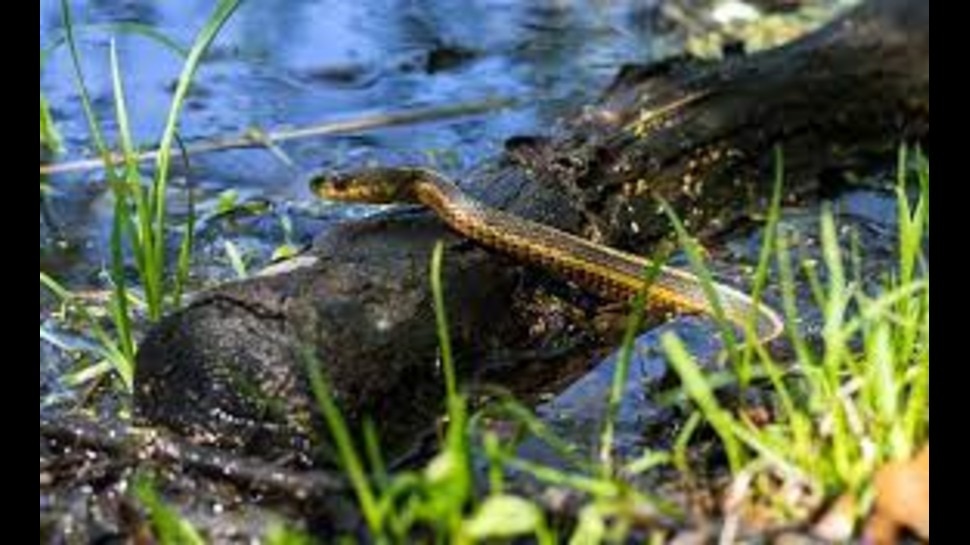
426, 242, 473, 535
476, 391, 592, 472
302, 348, 381, 533
430, 241, 457, 401
172, 134, 196, 308
40, 92, 63, 154
133, 474, 206, 545
59, 0, 114, 172
599, 254, 666, 473
775, 232, 817, 368
363, 419, 389, 491
819, 206, 848, 374
152, 0, 242, 296
902, 324, 929, 445
107, 40, 139, 365
740, 146, 786, 381
40, 272, 133, 388
658, 198, 740, 361
223, 240, 249, 279
108, 196, 136, 369
661, 332, 743, 473
622, 449, 672, 476
503, 457, 619, 498
672, 411, 702, 478
108, 38, 160, 315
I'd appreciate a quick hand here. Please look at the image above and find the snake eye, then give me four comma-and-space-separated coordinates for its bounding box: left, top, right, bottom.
311, 172, 350, 199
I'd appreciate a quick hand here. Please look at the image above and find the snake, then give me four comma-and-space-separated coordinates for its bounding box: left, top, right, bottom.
310, 166, 784, 345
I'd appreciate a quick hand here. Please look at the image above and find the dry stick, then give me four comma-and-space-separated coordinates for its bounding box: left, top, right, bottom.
40, 96, 518, 176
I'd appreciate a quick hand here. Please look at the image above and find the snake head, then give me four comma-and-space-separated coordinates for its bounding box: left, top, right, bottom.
310, 167, 424, 204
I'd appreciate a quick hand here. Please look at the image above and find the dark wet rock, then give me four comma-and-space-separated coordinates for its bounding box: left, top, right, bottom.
518, 318, 719, 468
136, 211, 526, 458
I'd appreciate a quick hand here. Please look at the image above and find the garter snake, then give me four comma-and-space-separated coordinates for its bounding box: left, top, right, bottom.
311, 167, 783, 345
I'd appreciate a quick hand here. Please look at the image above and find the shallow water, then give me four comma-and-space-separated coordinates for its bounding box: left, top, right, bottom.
39, 0, 689, 286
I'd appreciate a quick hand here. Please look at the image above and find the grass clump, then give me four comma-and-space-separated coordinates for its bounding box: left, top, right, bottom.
658, 146, 928, 530
39, 0, 241, 390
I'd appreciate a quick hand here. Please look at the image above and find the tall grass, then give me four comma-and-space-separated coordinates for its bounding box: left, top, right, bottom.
660, 146, 929, 509
40, 0, 241, 388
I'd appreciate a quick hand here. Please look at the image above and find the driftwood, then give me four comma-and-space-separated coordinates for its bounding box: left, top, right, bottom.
133, 0, 928, 460
38, 97, 517, 175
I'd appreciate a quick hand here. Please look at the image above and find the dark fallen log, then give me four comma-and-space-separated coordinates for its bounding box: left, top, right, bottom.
133, 0, 928, 460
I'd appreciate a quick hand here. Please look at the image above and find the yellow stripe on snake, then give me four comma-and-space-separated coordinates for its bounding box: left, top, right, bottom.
311, 167, 783, 345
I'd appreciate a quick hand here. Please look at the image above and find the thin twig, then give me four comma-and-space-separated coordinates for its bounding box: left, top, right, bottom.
40, 96, 518, 176
40, 414, 347, 499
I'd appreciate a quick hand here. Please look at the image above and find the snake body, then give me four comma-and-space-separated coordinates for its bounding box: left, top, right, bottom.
311, 167, 783, 344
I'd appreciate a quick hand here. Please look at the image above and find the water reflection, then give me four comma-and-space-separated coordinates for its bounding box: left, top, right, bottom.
40, 0, 672, 286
